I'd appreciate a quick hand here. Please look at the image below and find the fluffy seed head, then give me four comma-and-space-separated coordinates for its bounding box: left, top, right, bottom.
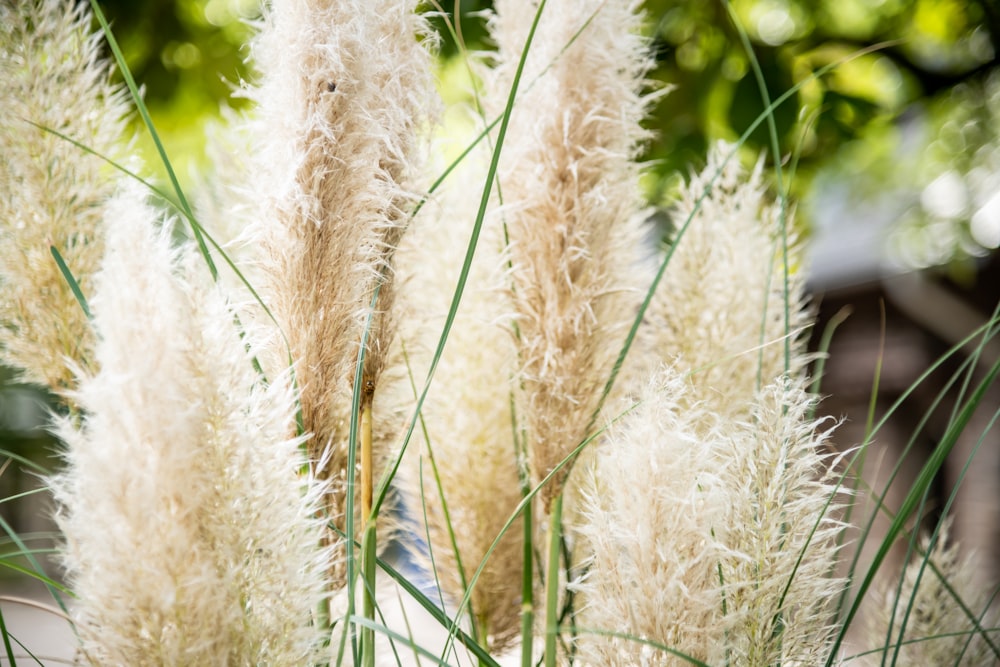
243, 0, 439, 582
644, 142, 811, 423
0, 0, 131, 395
864, 520, 1000, 666
51, 183, 331, 665
575, 371, 846, 666
488, 0, 655, 511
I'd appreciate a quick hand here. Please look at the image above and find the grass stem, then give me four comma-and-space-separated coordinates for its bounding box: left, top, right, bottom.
544, 494, 563, 667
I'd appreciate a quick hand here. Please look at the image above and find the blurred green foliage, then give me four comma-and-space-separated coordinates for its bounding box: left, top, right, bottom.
91, 0, 998, 209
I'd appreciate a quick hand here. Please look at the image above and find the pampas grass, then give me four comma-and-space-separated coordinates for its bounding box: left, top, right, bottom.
241, 0, 439, 595
0, 0, 131, 397
51, 182, 330, 665
1, 0, 997, 665
487, 0, 653, 512
863, 520, 1000, 666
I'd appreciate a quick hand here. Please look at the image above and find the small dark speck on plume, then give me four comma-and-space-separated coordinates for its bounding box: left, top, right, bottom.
327, 82, 337, 93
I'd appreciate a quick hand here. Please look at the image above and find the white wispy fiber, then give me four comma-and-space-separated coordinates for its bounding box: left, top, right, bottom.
487, 0, 654, 511
393, 142, 525, 651
864, 520, 1000, 666
574, 367, 731, 666
51, 184, 330, 665
0, 0, 131, 395
576, 371, 845, 666
243, 0, 438, 574
644, 142, 811, 422
715, 377, 845, 666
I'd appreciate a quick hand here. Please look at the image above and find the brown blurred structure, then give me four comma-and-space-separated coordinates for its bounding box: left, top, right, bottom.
810, 250, 1000, 592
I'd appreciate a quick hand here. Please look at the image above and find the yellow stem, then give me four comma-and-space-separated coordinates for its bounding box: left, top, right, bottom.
361, 402, 373, 525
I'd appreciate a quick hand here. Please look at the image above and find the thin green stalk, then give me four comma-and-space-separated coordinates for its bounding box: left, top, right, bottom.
0, 514, 69, 618
361, 521, 378, 667
360, 400, 376, 667
882, 484, 935, 667
87, 0, 216, 279
834, 310, 1000, 640
543, 493, 563, 667
808, 307, 851, 403
0, 605, 14, 667
834, 317, 996, 616
566, 627, 711, 667
330, 525, 499, 667
349, 615, 462, 667
725, 2, 791, 372
521, 498, 535, 667
519, 451, 534, 667
890, 404, 1000, 666
337, 287, 380, 667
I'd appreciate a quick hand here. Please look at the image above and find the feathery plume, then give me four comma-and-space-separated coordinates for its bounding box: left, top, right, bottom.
714, 376, 845, 666
864, 520, 1000, 666
487, 0, 654, 511
576, 372, 845, 666
243, 0, 438, 578
393, 144, 525, 651
51, 183, 330, 665
643, 142, 811, 422
0, 0, 131, 395
574, 366, 732, 666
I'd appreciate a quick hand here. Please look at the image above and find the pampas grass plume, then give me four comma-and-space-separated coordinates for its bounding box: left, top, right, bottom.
489, 0, 653, 510
575, 366, 731, 666
0, 0, 131, 395
244, 0, 438, 573
715, 376, 846, 666
52, 183, 330, 665
864, 520, 1000, 666
394, 144, 525, 652
576, 372, 845, 666
644, 143, 811, 421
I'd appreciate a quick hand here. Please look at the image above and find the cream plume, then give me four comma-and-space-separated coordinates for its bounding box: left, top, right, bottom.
392, 140, 525, 651
576, 371, 845, 666
243, 0, 438, 581
643, 142, 811, 422
51, 183, 330, 665
864, 520, 1000, 666
0, 0, 131, 396
574, 367, 731, 666
488, 0, 653, 511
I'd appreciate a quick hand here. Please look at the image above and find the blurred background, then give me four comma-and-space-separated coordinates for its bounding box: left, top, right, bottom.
1, 0, 997, 642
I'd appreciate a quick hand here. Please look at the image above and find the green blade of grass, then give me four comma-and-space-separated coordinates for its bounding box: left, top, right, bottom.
0, 515, 69, 616
0, 451, 47, 476
87, 0, 216, 280
336, 286, 380, 667
809, 307, 851, 403
726, 3, 793, 377
543, 493, 563, 667
49, 246, 91, 320
834, 317, 998, 613
0, 604, 15, 667
330, 525, 500, 667
891, 400, 1000, 665
0, 562, 67, 593
350, 615, 463, 667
